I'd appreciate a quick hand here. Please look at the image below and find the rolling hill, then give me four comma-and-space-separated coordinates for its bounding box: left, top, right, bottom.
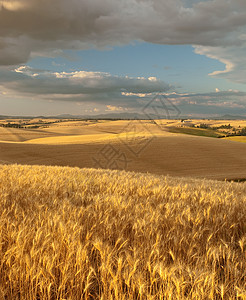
0, 119, 246, 180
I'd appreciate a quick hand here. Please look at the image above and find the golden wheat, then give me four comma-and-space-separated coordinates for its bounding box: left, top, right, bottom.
0, 164, 245, 299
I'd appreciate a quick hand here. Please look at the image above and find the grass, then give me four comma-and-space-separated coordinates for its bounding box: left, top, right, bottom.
168, 126, 223, 138
0, 164, 246, 299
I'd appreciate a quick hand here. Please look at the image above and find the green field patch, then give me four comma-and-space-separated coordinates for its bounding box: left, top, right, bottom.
168, 126, 223, 138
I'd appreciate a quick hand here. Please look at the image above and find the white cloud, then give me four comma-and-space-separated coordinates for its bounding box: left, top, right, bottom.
106, 105, 126, 112
194, 44, 246, 84
121, 92, 153, 98
148, 77, 157, 82
1, 1, 28, 11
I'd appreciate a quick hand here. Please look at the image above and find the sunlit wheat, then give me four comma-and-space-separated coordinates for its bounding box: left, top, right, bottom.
0, 164, 245, 299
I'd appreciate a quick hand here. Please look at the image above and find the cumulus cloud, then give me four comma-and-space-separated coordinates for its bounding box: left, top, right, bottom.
1, 63, 246, 115
0, 0, 246, 75
0, 66, 170, 109
3, 63, 246, 111
0, 0, 246, 92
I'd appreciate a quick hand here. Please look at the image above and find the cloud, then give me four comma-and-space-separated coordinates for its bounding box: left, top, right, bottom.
0, 0, 246, 70
161, 90, 246, 116
0, 0, 246, 91
194, 44, 246, 84
106, 105, 126, 112
0, 66, 170, 109
165, 90, 246, 100
109, 89, 246, 116
1, 63, 246, 115
164, 90, 246, 115
7, 65, 246, 109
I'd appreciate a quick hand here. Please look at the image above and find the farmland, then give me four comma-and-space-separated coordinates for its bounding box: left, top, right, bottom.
0, 164, 245, 299
0, 118, 246, 180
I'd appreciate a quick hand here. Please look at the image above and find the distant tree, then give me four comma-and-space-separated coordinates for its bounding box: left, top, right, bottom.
199, 123, 210, 129
218, 124, 232, 129
239, 127, 246, 136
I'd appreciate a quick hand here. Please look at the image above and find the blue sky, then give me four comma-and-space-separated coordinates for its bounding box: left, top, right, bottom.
29, 43, 229, 93
1, 0, 246, 117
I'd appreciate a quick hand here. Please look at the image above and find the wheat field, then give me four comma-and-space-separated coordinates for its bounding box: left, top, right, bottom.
1, 119, 246, 180
0, 164, 245, 299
